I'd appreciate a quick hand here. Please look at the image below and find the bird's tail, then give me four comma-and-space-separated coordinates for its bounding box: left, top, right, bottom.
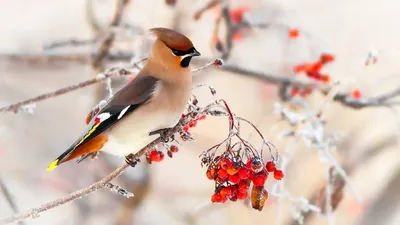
46, 134, 108, 171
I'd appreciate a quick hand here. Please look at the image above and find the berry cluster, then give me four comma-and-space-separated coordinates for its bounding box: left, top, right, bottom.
291, 53, 335, 97
146, 145, 179, 163
203, 153, 284, 211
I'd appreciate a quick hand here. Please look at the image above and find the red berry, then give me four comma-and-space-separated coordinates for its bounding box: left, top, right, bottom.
311, 62, 323, 72
290, 87, 300, 97
157, 151, 165, 161
220, 187, 232, 197
148, 150, 164, 162
219, 158, 232, 170
206, 168, 216, 180
293, 64, 305, 73
320, 75, 331, 83
238, 180, 250, 193
199, 114, 207, 120
215, 176, 226, 183
300, 88, 313, 97
218, 169, 229, 180
288, 28, 300, 39
248, 171, 255, 180
246, 159, 252, 169
228, 175, 241, 184
170, 145, 179, 153
183, 125, 190, 133
227, 164, 239, 175
229, 6, 250, 24
274, 170, 284, 180
238, 167, 250, 179
320, 53, 335, 64
228, 188, 238, 201
352, 89, 362, 99
229, 185, 238, 197
213, 58, 223, 67
149, 150, 160, 162
266, 161, 276, 172
188, 120, 197, 128
253, 174, 267, 187
211, 193, 224, 203
237, 192, 248, 200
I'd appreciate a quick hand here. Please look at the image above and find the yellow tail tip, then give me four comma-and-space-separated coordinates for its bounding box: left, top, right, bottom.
47, 160, 59, 171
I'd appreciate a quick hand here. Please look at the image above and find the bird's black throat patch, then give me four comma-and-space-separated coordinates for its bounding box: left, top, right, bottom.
180, 56, 192, 68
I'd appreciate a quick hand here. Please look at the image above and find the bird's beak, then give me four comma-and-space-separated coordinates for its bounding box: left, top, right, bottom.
191, 48, 201, 57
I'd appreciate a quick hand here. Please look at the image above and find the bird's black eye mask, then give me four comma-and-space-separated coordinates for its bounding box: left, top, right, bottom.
170, 47, 198, 68
171, 47, 196, 56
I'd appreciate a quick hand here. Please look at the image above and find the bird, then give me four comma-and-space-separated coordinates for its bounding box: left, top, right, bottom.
47, 27, 201, 171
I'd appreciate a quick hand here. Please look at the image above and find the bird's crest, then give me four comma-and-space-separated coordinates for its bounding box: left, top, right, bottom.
149, 27, 194, 52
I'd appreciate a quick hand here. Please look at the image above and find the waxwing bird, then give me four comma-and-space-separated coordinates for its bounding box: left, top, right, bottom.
47, 27, 201, 171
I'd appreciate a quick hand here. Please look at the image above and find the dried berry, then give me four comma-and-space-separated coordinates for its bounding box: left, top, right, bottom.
250, 157, 263, 173
167, 150, 173, 158
251, 186, 269, 211
170, 145, 179, 153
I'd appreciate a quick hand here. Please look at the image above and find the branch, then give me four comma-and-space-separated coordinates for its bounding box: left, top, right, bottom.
0, 52, 133, 64
91, 0, 130, 70
0, 163, 129, 224
218, 63, 400, 109
0, 58, 222, 113
0, 106, 194, 225
0, 67, 134, 113
0, 95, 234, 225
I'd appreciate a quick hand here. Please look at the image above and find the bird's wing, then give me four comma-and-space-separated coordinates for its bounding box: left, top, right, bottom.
47, 74, 160, 171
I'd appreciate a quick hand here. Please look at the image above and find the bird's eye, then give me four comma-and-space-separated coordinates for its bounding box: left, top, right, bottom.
171, 49, 186, 56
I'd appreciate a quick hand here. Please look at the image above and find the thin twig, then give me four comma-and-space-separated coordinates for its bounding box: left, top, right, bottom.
0, 179, 25, 225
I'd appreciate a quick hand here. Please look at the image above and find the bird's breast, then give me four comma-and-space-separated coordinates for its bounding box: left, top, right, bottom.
102, 80, 191, 156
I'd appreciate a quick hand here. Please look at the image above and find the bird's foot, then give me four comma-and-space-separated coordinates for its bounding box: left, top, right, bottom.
149, 127, 175, 143
125, 155, 140, 167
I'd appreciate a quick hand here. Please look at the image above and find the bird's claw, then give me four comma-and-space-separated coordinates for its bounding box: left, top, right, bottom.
149, 128, 174, 143
125, 155, 140, 167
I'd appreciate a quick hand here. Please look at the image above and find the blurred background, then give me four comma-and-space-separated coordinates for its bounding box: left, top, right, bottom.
1, 0, 400, 224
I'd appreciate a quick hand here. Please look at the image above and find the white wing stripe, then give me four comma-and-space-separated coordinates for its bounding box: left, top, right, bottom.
97, 112, 111, 122
118, 106, 131, 119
